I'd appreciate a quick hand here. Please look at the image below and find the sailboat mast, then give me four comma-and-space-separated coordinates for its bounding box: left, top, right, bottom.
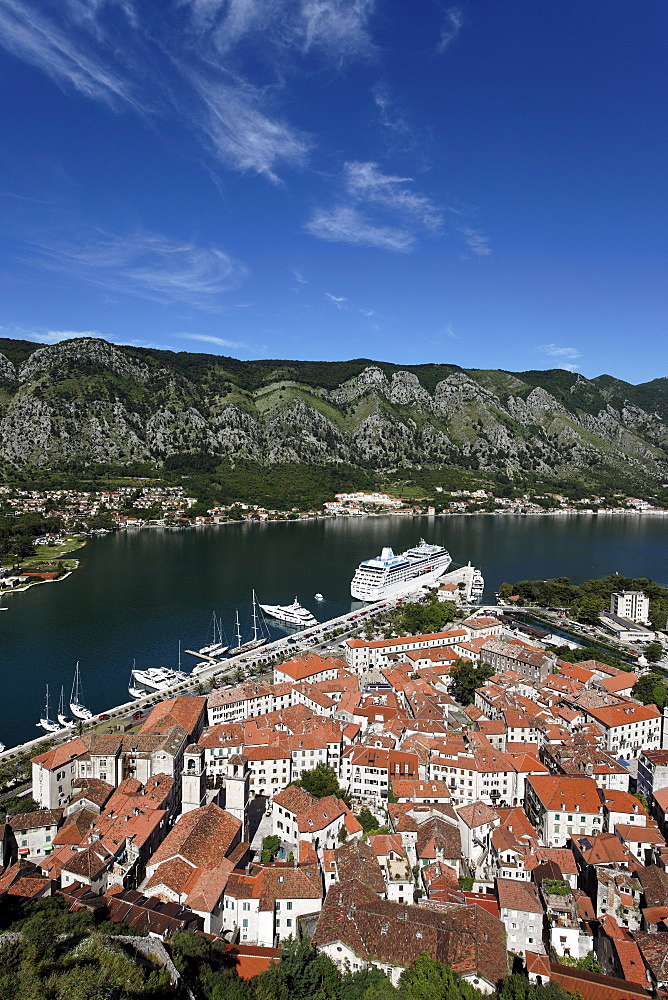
252, 590, 258, 642
235, 610, 242, 649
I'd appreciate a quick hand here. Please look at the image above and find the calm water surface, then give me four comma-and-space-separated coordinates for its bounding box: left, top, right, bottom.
2, 513, 668, 748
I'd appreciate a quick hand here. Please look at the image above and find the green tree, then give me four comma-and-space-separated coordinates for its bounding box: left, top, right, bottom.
261, 835, 281, 863
398, 953, 486, 1000
293, 763, 349, 802
645, 641, 664, 663
632, 671, 668, 710
450, 660, 494, 706
357, 808, 378, 834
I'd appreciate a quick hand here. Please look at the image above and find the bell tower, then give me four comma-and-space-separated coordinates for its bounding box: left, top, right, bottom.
181, 743, 206, 815
225, 754, 250, 838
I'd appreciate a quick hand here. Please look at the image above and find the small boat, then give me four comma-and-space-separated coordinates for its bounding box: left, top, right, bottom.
70, 663, 93, 720
314, 593, 324, 601
38, 685, 61, 732
57, 686, 73, 727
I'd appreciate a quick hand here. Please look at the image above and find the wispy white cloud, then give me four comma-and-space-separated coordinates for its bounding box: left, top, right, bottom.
436, 6, 463, 53
305, 206, 414, 252
0, 324, 170, 349
325, 292, 347, 308
539, 344, 582, 360
5, 326, 105, 345
193, 79, 309, 181
360, 307, 377, 317
461, 226, 492, 256
300, 0, 375, 59
306, 161, 440, 253
0, 0, 138, 108
560, 363, 579, 372
345, 161, 443, 231
182, 332, 250, 349
0, 0, 336, 182
292, 269, 309, 284
26, 231, 247, 309
184, 0, 375, 60
372, 81, 411, 140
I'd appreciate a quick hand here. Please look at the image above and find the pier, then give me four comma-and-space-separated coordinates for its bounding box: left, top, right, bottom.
0, 592, 411, 765
0, 565, 486, 767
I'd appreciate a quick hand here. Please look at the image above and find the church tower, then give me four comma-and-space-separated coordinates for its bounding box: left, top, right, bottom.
225, 754, 250, 838
181, 744, 206, 815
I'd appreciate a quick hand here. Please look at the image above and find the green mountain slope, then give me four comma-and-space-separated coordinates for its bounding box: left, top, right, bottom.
1, 336, 667, 495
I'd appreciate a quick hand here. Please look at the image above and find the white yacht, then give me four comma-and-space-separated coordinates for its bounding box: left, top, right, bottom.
314, 593, 324, 602
70, 663, 93, 720
130, 666, 188, 695
259, 597, 318, 629
350, 539, 452, 601
470, 567, 485, 601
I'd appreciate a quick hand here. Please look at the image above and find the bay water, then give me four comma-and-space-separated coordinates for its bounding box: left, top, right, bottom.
2, 513, 668, 748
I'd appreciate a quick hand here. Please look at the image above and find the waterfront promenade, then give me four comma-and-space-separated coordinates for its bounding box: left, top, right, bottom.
0, 593, 403, 766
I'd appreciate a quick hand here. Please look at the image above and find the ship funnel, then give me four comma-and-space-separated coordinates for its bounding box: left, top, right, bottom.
381, 547, 394, 559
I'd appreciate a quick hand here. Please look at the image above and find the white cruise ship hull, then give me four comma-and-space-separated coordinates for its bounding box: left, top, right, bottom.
351, 560, 451, 601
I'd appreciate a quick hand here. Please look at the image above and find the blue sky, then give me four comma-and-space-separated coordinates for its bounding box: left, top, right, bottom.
0, 0, 665, 383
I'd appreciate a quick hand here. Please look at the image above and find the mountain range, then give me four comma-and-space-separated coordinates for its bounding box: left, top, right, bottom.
2, 336, 668, 493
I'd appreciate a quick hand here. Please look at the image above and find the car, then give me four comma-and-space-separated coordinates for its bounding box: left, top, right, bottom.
132, 711, 143, 720
99, 714, 110, 720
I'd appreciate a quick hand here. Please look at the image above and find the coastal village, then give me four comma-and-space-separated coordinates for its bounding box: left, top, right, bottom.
1, 484, 667, 533
3, 584, 668, 998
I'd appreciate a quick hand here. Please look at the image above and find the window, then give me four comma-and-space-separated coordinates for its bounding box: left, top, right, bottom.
242, 919, 248, 928
287, 902, 292, 910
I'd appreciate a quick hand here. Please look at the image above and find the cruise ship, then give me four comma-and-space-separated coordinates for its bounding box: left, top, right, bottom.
350, 539, 452, 601
259, 598, 318, 629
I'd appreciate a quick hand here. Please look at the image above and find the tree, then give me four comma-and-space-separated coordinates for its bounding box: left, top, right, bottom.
294, 763, 348, 802
632, 671, 668, 710
398, 952, 486, 1000
357, 808, 378, 834
338, 825, 348, 843
450, 659, 494, 706
646, 641, 664, 663
575, 595, 605, 623
261, 835, 281, 863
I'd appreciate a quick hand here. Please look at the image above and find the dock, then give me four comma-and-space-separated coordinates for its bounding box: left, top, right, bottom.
0, 586, 429, 764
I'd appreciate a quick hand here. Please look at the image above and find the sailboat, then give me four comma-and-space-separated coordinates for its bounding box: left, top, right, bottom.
57, 686, 73, 726
197, 612, 229, 658
70, 663, 93, 720
229, 592, 269, 657
38, 685, 61, 732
